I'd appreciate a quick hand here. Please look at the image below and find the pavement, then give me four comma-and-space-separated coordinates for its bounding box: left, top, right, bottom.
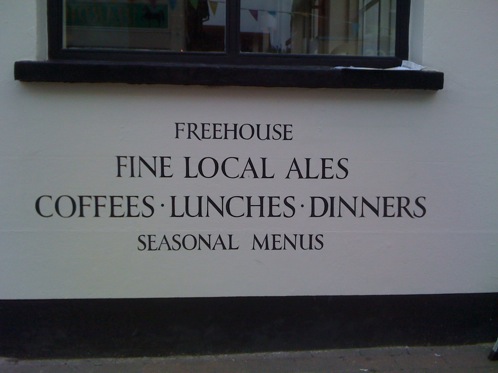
1, 344, 497, 373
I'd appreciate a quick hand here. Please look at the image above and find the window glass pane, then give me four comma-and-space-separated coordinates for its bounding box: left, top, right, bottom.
240, 0, 397, 56
64, 0, 225, 52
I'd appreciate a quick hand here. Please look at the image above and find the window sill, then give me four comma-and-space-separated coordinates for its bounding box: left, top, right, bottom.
14, 60, 444, 90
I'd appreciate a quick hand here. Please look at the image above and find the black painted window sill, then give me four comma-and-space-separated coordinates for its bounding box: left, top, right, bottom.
14, 60, 444, 90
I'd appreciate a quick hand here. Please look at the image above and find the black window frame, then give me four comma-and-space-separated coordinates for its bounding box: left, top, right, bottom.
14, 0, 444, 89
48, 0, 410, 69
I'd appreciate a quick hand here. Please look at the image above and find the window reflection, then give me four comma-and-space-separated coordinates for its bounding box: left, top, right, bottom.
64, 0, 397, 56
64, 0, 225, 52
240, 0, 397, 56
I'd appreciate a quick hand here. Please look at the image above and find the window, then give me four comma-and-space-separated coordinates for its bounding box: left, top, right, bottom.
14, 0, 444, 89
53, 0, 408, 67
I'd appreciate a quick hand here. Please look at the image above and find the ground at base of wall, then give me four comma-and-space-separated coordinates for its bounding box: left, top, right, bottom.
1, 344, 497, 373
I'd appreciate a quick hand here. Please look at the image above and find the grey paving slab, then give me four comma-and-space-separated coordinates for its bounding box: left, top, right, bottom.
1, 344, 497, 373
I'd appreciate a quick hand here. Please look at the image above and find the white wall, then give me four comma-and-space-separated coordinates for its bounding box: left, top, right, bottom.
0, 0, 497, 299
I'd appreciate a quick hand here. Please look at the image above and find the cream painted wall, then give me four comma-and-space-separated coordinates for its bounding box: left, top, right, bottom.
0, 1, 497, 299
